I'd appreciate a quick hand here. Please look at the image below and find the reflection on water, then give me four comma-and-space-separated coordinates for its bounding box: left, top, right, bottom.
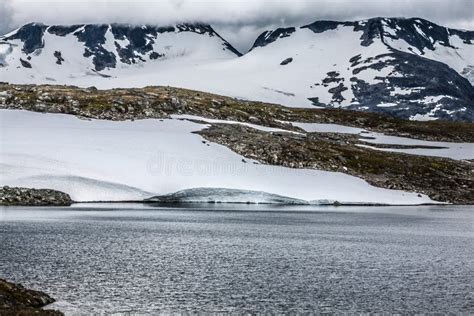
1, 204, 473, 314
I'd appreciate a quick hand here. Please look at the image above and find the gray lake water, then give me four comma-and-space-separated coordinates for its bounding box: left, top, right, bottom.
0, 204, 473, 314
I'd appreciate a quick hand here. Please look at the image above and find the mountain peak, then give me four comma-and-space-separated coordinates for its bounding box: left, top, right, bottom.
250, 17, 473, 50
0, 18, 472, 122
1, 22, 242, 71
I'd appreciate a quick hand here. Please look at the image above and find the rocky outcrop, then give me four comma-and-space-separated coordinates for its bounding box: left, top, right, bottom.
0, 278, 63, 315
2, 22, 241, 72
0, 83, 472, 142
0, 186, 73, 206
250, 27, 296, 50
197, 124, 474, 204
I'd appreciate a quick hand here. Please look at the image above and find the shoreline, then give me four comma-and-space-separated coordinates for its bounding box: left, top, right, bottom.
2, 198, 461, 207
2, 185, 471, 207
0, 278, 62, 315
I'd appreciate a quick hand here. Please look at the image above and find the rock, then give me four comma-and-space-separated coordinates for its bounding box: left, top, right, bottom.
53, 51, 64, 65
34, 103, 47, 111
280, 57, 293, 65
0, 278, 63, 315
0, 186, 73, 206
211, 99, 223, 107
19, 58, 32, 68
197, 123, 473, 204
171, 97, 180, 106
248, 116, 260, 124
38, 93, 52, 102
149, 52, 162, 60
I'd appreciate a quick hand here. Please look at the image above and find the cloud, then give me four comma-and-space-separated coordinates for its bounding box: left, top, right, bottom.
0, 0, 14, 35
1, 0, 472, 51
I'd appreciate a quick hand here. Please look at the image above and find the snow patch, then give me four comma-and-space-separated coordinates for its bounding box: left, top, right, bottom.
291, 122, 365, 134
288, 121, 474, 160
0, 109, 435, 204
172, 114, 299, 134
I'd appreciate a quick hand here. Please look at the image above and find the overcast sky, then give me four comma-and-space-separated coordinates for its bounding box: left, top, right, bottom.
1, 0, 473, 52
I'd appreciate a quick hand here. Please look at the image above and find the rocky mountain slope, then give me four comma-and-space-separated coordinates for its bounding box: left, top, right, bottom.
0, 18, 472, 121
0, 22, 240, 67
242, 17, 474, 121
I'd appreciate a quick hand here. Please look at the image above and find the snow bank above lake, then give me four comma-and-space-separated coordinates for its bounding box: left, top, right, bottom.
0, 109, 434, 204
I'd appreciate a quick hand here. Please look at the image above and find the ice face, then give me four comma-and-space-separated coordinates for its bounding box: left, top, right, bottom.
147, 187, 310, 205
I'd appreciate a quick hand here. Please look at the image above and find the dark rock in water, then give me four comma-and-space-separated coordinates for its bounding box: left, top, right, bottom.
0, 278, 63, 315
0, 186, 73, 206
280, 57, 293, 65
19, 58, 32, 68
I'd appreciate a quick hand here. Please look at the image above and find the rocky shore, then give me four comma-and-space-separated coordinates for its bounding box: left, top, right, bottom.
0, 278, 62, 315
0, 186, 73, 206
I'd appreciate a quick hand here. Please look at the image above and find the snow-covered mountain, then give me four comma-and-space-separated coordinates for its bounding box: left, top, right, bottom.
0, 18, 472, 121
247, 18, 473, 121
0, 22, 240, 78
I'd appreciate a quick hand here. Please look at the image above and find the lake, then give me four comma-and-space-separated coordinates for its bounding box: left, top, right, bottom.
0, 204, 472, 314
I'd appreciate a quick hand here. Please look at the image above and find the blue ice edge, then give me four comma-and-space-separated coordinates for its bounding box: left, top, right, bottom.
143, 187, 442, 206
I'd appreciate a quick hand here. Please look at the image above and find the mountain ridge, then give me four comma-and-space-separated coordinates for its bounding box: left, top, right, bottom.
0, 17, 472, 121
1, 21, 242, 71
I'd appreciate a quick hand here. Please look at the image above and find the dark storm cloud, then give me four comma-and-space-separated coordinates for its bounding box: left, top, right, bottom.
1, 0, 472, 51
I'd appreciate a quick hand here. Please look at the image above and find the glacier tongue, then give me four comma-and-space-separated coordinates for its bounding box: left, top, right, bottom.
147, 187, 310, 205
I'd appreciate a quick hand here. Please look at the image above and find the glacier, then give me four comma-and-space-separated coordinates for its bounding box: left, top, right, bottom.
147, 188, 310, 205
0, 109, 436, 204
